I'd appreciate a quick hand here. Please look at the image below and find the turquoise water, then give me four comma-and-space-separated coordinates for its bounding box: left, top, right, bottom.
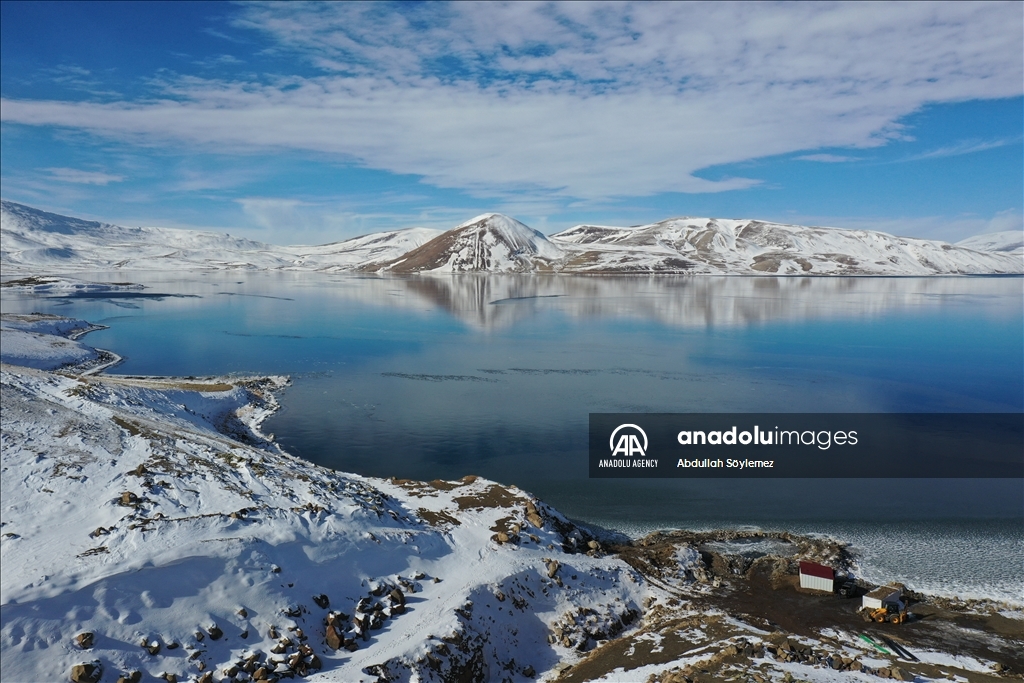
3, 272, 1022, 601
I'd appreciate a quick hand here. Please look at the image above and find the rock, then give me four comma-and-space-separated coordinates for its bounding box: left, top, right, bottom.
271, 564, 281, 573
587, 540, 601, 550
75, 632, 95, 649
237, 607, 248, 618
722, 645, 738, 656
119, 491, 138, 506
495, 531, 510, 544
162, 674, 177, 683
313, 594, 330, 609
344, 639, 360, 652
326, 624, 343, 650
495, 590, 506, 602
116, 672, 142, 683
389, 588, 405, 606
850, 661, 863, 671
89, 527, 108, 538
891, 667, 910, 681
146, 641, 161, 655
194, 630, 204, 642
546, 559, 560, 578
523, 664, 536, 678
240, 630, 249, 639
70, 662, 102, 683
207, 625, 222, 640
197, 673, 214, 683
830, 657, 843, 670
309, 654, 322, 670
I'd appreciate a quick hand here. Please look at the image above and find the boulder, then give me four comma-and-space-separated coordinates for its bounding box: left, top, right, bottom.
312, 594, 330, 609
119, 491, 138, 506
75, 632, 95, 649
326, 624, 343, 650
546, 559, 560, 578
207, 625, 223, 640
70, 662, 102, 683
116, 672, 142, 683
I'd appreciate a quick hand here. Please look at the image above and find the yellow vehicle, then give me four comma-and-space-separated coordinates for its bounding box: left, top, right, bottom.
864, 602, 907, 624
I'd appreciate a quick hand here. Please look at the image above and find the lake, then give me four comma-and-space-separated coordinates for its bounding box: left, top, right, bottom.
2, 272, 1022, 602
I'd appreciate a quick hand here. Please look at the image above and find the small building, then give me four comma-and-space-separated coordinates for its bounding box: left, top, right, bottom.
798, 561, 835, 592
862, 585, 903, 611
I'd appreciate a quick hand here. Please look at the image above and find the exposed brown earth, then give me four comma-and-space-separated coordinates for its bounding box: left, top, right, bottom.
554, 529, 1023, 683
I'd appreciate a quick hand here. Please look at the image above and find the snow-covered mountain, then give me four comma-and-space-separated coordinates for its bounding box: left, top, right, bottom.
550, 217, 1024, 275
956, 230, 1024, 257
374, 213, 564, 273
0, 201, 440, 273
2, 200, 1021, 276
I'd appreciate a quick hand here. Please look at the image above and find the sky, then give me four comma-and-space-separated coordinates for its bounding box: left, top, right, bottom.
1, 1, 1022, 244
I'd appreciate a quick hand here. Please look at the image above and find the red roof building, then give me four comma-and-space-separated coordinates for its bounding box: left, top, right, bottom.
799, 561, 835, 592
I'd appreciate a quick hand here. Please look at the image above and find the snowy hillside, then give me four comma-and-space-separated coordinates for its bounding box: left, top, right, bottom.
2, 200, 1021, 275
0, 201, 439, 273
0, 315, 649, 682
550, 218, 1024, 275
283, 228, 445, 270
956, 230, 1024, 257
375, 213, 564, 273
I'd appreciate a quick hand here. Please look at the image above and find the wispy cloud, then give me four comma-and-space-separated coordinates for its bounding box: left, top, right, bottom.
43, 167, 125, 185
905, 138, 1019, 161
795, 154, 860, 163
3, 3, 1022, 202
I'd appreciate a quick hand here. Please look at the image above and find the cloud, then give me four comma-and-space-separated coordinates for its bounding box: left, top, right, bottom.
3, 2, 1022, 201
795, 154, 859, 163
43, 167, 126, 185
905, 138, 1020, 161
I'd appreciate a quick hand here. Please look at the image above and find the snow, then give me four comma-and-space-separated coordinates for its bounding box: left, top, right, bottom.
0, 314, 105, 370
956, 230, 1024, 256
6, 199, 1019, 276
0, 317, 650, 682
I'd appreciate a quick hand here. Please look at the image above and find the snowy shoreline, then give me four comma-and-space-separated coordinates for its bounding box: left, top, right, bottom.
1, 314, 1019, 683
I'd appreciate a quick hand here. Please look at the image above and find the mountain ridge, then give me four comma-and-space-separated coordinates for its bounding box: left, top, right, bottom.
2, 199, 1021, 276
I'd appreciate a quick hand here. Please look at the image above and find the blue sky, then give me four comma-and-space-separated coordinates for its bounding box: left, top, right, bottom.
1, 1, 1021, 244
